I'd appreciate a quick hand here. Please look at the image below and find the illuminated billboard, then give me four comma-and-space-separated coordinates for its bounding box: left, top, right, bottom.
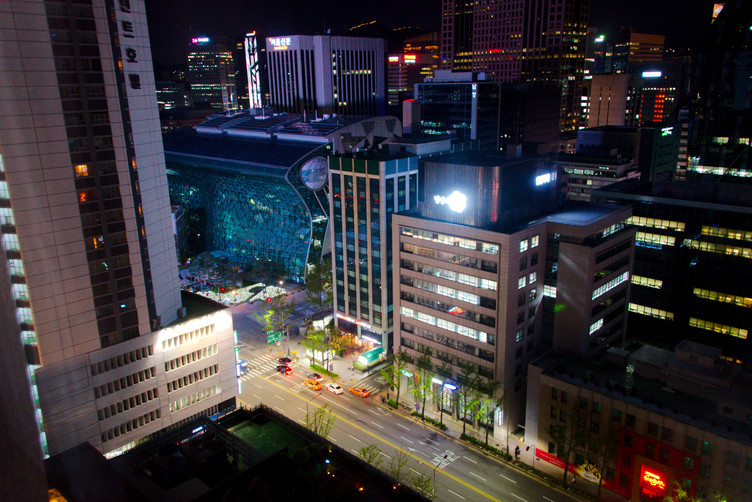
244, 32, 262, 108
433, 191, 467, 212
642, 71, 662, 78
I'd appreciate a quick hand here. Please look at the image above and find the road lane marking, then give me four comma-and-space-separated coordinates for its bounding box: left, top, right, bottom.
542, 497, 554, 502
500, 474, 517, 483
252, 394, 262, 400
261, 370, 503, 502
327, 436, 337, 442
419, 440, 440, 451
371, 421, 384, 429
274, 394, 284, 400
274, 406, 284, 413
425, 438, 441, 446
351, 449, 359, 455
397, 423, 410, 430
469, 472, 486, 482
379, 452, 391, 459
449, 490, 466, 499
400, 437, 414, 444
410, 468, 420, 475
320, 395, 357, 414
369, 409, 379, 416
298, 407, 306, 413
463, 456, 477, 463
411, 449, 429, 457
348, 434, 362, 442
510, 494, 527, 502
253, 383, 262, 389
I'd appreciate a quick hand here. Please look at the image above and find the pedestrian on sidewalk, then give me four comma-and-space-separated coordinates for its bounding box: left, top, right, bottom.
387, 392, 390, 400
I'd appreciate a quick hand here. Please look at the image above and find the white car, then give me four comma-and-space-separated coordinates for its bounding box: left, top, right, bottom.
326, 383, 343, 395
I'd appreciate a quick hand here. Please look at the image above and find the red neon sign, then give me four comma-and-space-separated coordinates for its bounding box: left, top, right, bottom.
640, 466, 666, 493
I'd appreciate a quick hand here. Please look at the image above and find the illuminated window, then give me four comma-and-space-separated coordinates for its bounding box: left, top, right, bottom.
740, 138, 750, 146
689, 317, 748, 339
75, 164, 89, 177
636, 232, 675, 246
629, 303, 674, 320
543, 285, 557, 298
520, 239, 528, 252
683, 239, 752, 259
518, 276, 527, 289
693, 288, 752, 307
531, 235, 539, 247
714, 137, 729, 145
627, 216, 684, 231
589, 318, 603, 334
632, 275, 662, 289
701, 225, 752, 242
593, 272, 629, 300
529, 271, 537, 284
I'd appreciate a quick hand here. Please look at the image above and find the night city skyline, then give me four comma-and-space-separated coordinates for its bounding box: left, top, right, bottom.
146, 0, 716, 64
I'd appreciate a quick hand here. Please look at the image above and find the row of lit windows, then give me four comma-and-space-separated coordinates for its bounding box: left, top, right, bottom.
169, 384, 221, 413
101, 409, 161, 443
161, 324, 215, 351
518, 272, 537, 289
637, 232, 675, 246
400, 306, 492, 344
693, 288, 752, 308
682, 240, 752, 259
631, 275, 663, 289
689, 318, 748, 339
91, 346, 153, 376
167, 364, 219, 393
701, 225, 752, 242
400, 226, 499, 254
164, 344, 217, 373
592, 272, 629, 300
629, 303, 674, 320
401, 259, 497, 291
628, 216, 685, 231
402, 275, 482, 306
97, 388, 158, 421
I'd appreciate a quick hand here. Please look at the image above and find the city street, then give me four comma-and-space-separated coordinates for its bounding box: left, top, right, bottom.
234, 358, 579, 502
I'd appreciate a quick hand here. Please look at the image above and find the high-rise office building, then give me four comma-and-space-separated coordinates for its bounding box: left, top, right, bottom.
188, 37, 237, 111
440, 0, 590, 132
329, 151, 419, 348
0, 0, 237, 457
688, 0, 752, 177
393, 151, 633, 436
266, 35, 386, 116
611, 29, 665, 74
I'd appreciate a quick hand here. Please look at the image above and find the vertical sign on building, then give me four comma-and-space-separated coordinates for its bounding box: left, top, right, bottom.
244, 32, 262, 109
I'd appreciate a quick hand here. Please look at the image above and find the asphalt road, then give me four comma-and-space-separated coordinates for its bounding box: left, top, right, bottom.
236, 357, 580, 502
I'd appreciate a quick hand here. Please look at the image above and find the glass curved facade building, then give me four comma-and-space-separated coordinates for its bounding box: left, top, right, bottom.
163, 112, 402, 282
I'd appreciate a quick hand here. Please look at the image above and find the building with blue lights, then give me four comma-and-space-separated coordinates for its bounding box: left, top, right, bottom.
163, 112, 401, 282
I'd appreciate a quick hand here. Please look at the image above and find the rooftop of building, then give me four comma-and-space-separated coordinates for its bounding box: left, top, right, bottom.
162, 126, 325, 170
535, 340, 752, 446
166, 291, 226, 328
528, 201, 630, 228
424, 149, 545, 168
46, 406, 429, 502
595, 175, 752, 210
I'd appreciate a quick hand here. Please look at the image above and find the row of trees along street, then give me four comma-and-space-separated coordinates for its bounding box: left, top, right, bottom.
380, 347, 507, 447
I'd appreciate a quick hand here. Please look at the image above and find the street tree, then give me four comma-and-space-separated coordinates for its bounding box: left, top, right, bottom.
410, 348, 433, 414
387, 448, 413, 486
546, 398, 589, 489
302, 327, 327, 365
663, 481, 728, 502
304, 403, 337, 438
456, 361, 480, 436
357, 444, 384, 471
305, 257, 333, 310
589, 427, 620, 502
409, 471, 434, 500
481, 381, 504, 447
432, 360, 453, 426
263, 294, 295, 355
380, 347, 411, 406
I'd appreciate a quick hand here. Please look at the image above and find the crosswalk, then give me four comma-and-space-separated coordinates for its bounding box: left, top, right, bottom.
235, 353, 382, 395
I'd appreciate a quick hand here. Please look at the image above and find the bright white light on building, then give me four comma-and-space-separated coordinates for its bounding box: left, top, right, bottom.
642, 71, 662, 78
434, 191, 467, 212
536, 173, 551, 186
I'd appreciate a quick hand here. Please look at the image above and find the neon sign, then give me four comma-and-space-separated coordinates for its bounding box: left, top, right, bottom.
661, 127, 673, 136
404, 54, 416, 63
389, 56, 399, 62
268, 37, 292, 48
191, 37, 210, 44
642, 71, 662, 78
434, 191, 467, 212
640, 466, 666, 493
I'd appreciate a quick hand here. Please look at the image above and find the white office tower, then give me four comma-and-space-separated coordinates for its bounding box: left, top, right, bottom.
266, 35, 386, 116
0, 0, 237, 457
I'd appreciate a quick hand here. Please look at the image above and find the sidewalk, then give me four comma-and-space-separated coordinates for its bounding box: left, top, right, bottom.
374, 388, 630, 502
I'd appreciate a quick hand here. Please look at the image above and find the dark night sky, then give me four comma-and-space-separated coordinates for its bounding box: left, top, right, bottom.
145, 0, 717, 65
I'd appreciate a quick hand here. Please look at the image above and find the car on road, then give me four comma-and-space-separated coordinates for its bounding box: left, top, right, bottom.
278, 357, 292, 365
303, 379, 322, 391
236, 360, 249, 376
349, 386, 370, 398
307, 372, 323, 381
326, 383, 343, 395
276, 365, 293, 375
